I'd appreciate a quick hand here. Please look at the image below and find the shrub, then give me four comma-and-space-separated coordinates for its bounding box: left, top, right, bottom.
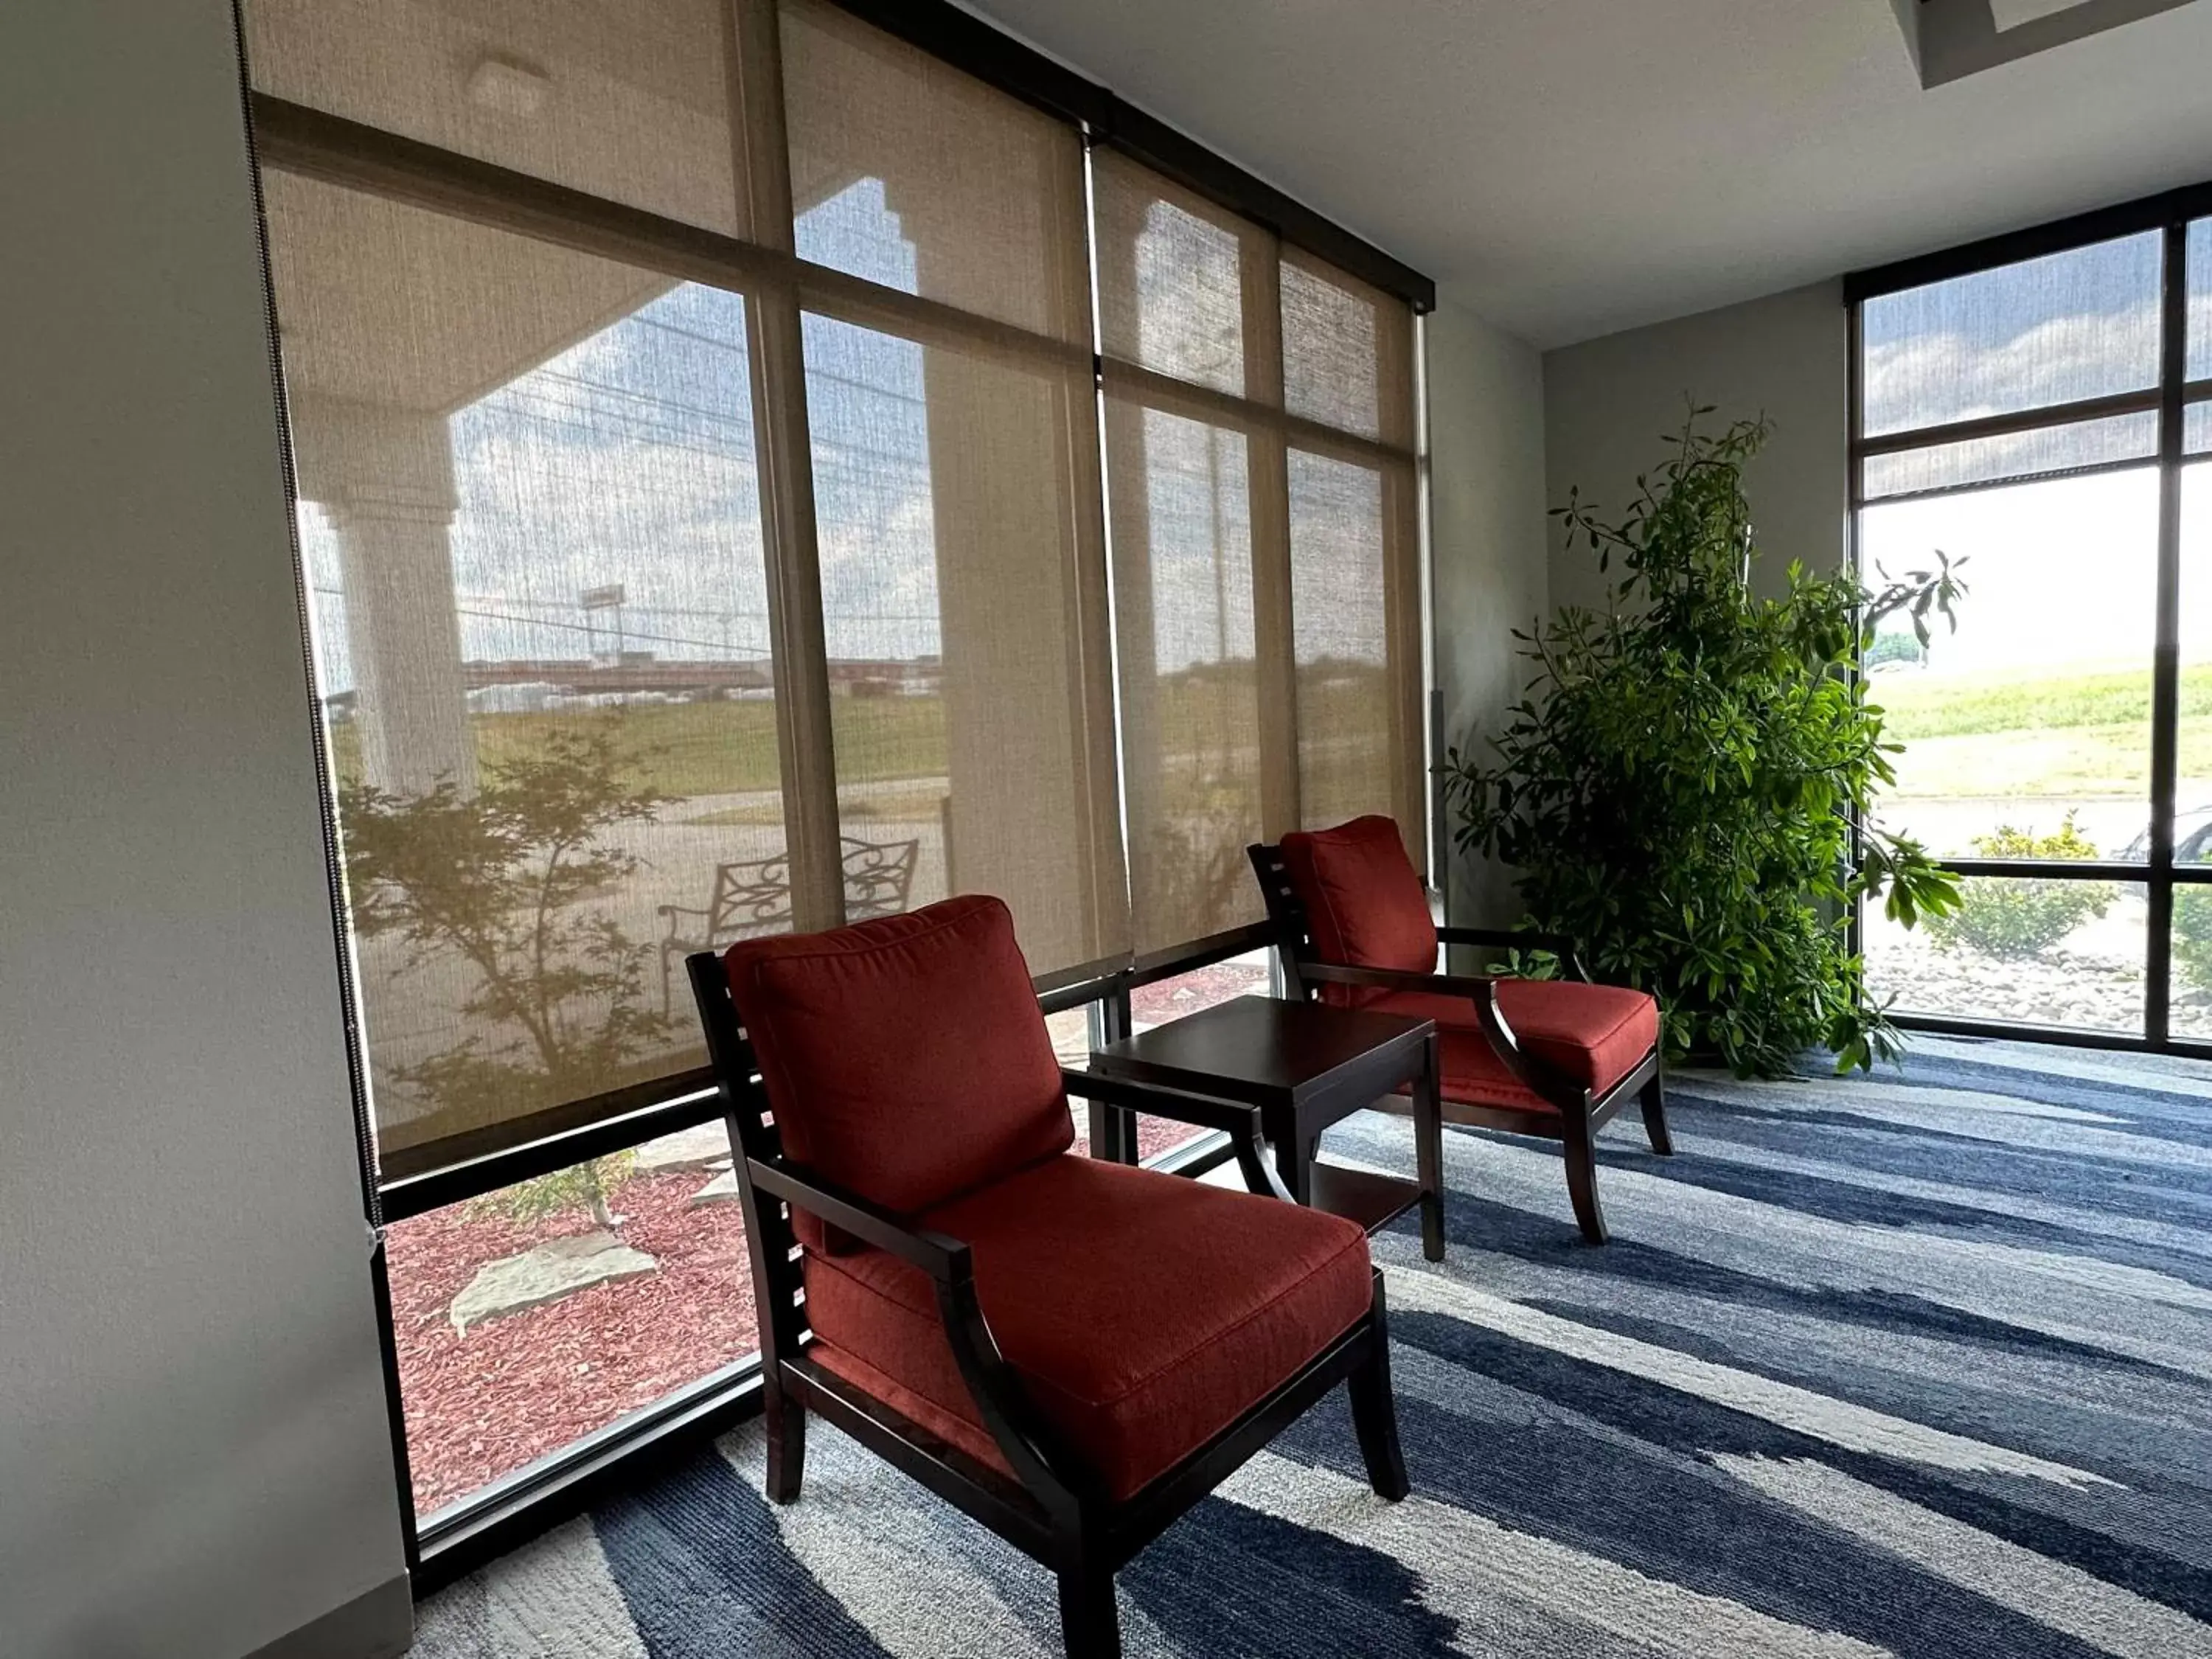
469, 1151, 638, 1232
1863, 630, 1923, 669
2171, 886, 2212, 994
1923, 813, 2113, 961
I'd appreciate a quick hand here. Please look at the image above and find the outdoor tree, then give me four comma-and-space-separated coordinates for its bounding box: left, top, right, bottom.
1442, 408, 1966, 1077
340, 725, 671, 1228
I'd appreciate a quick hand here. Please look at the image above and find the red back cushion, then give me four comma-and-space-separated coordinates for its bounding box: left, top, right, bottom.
722, 895, 1073, 1227
1278, 816, 1437, 988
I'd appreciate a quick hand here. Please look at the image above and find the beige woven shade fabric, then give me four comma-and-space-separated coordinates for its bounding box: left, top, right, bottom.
804, 313, 1127, 973
782, 0, 1125, 973
248, 0, 1419, 1175
1098, 156, 1424, 945
261, 171, 783, 1169
1093, 152, 1278, 403
1289, 448, 1425, 833
243, 0, 749, 237
1281, 251, 1416, 449
782, 0, 1089, 345
1107, 395, 1270, 948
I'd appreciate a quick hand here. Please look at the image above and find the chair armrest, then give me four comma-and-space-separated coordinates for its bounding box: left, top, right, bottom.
1434, 926, 1590, 981
1301, 963, 1583, 1104
746, 1158, 973, 1286
657, 903, 712, 925
753, 1158, 1091, 1504
1060, 1068, 1291, 1200
1303, 962, 1499, 1001
1060, 1068, 1262, 1136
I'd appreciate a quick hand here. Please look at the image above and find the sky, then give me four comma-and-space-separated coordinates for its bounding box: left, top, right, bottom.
302, 176, 1390, 698
1860, 222, 2212, 677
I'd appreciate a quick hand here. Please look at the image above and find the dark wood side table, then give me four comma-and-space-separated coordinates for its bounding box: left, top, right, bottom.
1086, 995, 1444, 1262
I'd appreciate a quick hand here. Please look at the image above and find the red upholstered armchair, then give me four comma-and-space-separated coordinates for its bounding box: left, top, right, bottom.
687, 894, 1408, 1659
1251, 816, 1670, 1245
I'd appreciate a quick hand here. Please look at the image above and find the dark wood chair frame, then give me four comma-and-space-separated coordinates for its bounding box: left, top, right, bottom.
686, 951, 1410, 1659
1248, 843, 1671, 1245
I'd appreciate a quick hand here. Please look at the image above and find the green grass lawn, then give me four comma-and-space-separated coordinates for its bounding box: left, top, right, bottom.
331, 697, 951, 799
327, 667, 1380, 806
326, 663, 2197, 807
1869, 663, 2212, 801
1871, 663, 2212, 742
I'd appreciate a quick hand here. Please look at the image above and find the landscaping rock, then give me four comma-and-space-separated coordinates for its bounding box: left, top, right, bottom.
633, 1122, 734, 1174
689, 1171, 741, 1207
448, 1231, 658, 1335
1868, 937, 2143, 1031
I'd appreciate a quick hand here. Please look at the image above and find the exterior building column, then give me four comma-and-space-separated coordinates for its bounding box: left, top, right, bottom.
292, 397, 476, 797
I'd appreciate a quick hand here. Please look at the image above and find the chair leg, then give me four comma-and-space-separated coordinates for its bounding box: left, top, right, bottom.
1056, 1559, 1121, 1659
1562, 1107, 1608, 1245
1347, 1281, 1410, 1502
1640, 1069, 1674, 1156
1414, 1032, 1445, 1263
765, 1387, 806, 1505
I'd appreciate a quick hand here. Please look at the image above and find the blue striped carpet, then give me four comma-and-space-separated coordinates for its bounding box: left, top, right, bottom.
411, 1037, 2212, 1657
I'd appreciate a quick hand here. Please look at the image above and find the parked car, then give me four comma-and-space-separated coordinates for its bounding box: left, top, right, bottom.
2121, 807, 2212, 865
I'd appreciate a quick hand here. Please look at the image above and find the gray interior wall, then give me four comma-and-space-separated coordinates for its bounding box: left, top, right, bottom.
0, 3, 412, 1657
1426, 299, 1551, 926
1542, 279, 1849, 613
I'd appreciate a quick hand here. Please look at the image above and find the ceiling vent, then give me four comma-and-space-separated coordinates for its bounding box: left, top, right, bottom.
1891, 0, 2199, 86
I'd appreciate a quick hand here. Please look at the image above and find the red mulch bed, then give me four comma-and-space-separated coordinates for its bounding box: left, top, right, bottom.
388, 961, 1272, 1515
1130, 961, 1269, 1028
385, 1168, 757, 1516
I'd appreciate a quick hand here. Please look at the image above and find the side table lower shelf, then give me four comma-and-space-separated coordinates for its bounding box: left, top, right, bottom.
1306, 1161, 1426, 1237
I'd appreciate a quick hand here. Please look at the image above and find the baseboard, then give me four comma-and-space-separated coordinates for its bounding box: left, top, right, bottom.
244, 1574, 414, 1659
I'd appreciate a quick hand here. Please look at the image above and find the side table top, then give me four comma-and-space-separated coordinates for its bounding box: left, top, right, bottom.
1088, 993, 1433, 1102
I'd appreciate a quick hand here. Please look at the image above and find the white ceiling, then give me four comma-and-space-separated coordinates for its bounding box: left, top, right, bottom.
966, 0, 2212, 348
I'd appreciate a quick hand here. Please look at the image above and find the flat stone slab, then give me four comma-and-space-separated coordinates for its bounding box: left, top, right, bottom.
689, 1171, 741, 1207
633, 1122, 734, 1173
448, 1231, 658, 1334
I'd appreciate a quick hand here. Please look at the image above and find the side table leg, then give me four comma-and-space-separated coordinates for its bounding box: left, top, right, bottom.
1416, 1032, 1444, 1262
1087, 1099, 1136, 1166
1277, 1111, 1312, 1206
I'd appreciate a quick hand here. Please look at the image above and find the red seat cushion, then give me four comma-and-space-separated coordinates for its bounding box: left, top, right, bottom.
1371, 981, 1659, 1113
722, 896, 1072, 1250
803, 1153, 1373, 1501
1278, 817, 1436, 1006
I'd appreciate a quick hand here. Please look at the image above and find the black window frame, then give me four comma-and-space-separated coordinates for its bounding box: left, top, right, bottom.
235, 0, 1431, 1590
1846, 179, 2212, 1056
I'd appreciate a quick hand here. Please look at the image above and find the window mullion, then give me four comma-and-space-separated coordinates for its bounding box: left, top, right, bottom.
731, 0, 845, 929
1244, 234, 1301, 839
2147, 219, 2190, 1043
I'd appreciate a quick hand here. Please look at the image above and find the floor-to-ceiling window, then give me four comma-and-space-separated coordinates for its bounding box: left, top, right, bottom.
238, 0, 1432, 1565
1852, 206, 2212, 1046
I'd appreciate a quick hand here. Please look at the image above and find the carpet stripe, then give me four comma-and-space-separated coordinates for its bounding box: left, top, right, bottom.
714, 1425, 1065, 1658
1715, 1455, 2212, 1659
1222, 1450, 1893, 1659
1382, 1265, 2116, 1486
